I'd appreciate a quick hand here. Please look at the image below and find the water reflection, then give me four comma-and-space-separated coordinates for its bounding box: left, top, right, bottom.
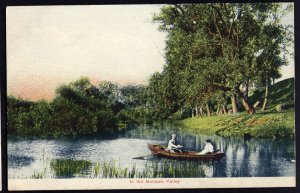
8, 124, 295, 178
8, 155, 34, 168
120, 125, 295, 178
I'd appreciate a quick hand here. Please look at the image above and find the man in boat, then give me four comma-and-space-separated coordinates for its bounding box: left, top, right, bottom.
196, 139, 214, 155
166, 134, 188, 153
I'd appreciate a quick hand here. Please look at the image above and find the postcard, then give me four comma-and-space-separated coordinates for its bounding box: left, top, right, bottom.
6, 3, 295, 190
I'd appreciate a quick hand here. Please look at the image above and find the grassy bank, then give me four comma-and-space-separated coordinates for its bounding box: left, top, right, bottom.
182, 111, 294, 138
182, 78, 294, 139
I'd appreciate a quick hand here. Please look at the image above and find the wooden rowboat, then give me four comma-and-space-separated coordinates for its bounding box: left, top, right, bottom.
147, 143, 225, 161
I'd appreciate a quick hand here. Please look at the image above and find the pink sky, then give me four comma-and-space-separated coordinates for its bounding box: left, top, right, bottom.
8, 74, 148, 101
7, 5, 166, 101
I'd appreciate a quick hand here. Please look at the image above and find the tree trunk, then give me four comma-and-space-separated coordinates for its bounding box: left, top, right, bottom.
195, 135, 199, 151
191, 108, 194, 118
262, 81, 269, 111
199, 106, 204, 117
242, 98, 255, 114
245, 81, 249, 99
206, 103, 211, 117
195, 105, 199, 117
216, 106, 220, 115
236, 87, 255, 114
222, 104, 228, 114
231, 95, 238, 113
180, 109, 184, 118
242, 100, 250, 111
253, 101, 260, 108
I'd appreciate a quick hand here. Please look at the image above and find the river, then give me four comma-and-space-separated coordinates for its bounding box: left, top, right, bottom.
8, 124, 295, 178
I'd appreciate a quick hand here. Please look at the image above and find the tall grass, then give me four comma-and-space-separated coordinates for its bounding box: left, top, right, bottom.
29, 158, 214, 179
50, 159, 92, 178
91, 159, 209, 178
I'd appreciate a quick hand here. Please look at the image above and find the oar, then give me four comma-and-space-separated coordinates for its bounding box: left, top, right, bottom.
132, 153, 158, 160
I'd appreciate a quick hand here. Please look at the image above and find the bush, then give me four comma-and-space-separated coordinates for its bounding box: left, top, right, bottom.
50, 98, 97, 137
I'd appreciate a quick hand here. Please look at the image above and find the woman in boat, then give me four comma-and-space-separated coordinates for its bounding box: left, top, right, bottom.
166, 134, 188, 153
196, 139, 214, 155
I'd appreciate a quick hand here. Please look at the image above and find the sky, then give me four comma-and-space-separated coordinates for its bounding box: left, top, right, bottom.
7, 5, 167, 100
6, 4, 294, 101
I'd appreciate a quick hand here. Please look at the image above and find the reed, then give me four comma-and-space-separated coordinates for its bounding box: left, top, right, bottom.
31, 171, 45, 179
50, 159, 92, 178
30, 158, 212, 179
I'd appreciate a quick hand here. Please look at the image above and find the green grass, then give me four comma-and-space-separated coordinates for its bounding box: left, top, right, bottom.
182, 110, 294, 139
249, 78, 294, 110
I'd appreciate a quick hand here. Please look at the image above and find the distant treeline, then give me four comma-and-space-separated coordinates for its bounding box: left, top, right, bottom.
8, 78, 152, 138
7, 76, 294, 138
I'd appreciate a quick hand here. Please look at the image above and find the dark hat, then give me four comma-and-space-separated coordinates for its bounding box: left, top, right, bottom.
205, 139, 212, 143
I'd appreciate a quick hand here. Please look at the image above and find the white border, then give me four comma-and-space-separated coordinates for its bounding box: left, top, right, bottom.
8, 177, 296, 190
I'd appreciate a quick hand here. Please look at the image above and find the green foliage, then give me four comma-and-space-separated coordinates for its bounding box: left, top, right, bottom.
117, 107, 153, 125
119, 85, 147, 108
8, 76, 160, 138
30, 100, 53, 137
7, 96, 35, 136
50, 98, 98, 137
150, 3, 294, 116
7, 77, 127, 138
118, 84, 155, 123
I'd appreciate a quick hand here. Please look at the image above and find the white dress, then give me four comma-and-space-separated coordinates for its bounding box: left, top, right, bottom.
196, 143, 214, 155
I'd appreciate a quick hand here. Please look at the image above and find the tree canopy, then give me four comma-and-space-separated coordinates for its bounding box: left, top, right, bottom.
150, 3, 293, 117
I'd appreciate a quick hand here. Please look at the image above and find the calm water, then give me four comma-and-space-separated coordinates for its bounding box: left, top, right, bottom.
8, 125, 295, 178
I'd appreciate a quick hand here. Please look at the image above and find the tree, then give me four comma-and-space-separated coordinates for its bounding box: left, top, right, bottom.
254, 7, 292, 110
152, 3, 293, 115
52, 78, 123, 136
119, 85, 147, 108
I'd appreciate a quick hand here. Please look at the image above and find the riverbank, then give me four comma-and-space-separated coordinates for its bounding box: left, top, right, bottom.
181, 111, 294, 138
